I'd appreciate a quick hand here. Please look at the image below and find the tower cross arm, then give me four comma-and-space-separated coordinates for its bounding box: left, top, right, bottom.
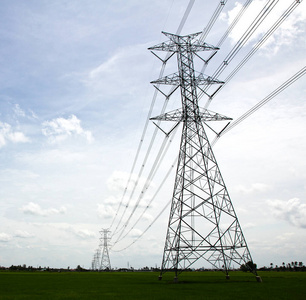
148, 31, 219, 53
148, 41, 219, 53
150, 108, 232, 122
151, 72, 224, 86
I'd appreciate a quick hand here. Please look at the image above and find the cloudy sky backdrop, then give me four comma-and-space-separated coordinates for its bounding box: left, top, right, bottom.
1, 0, 306, 270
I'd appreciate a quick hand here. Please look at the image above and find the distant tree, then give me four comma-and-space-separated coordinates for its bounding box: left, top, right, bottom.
76, 265, 87, 272
240, 261, 257, 272
76, 265, 82, 271
287, 263, 291, 269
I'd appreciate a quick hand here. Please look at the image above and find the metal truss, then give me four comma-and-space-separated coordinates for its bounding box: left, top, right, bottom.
91, 248, 101, 270
99, 229, 111, 271
149, 32, 259, 281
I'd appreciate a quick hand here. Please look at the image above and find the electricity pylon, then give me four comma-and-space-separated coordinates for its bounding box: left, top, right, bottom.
99, 229, 111, 271
92, 248, 101, 270
149, 31, 261, 282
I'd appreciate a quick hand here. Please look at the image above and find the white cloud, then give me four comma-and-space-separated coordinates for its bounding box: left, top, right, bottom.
13, 104, 39, 120
42, 115, 93, 144
0, 233, 12, 242
274, 232, 295, 242
14, 230, 34, 238
29, 109, 39, 120
21, 202, 67, 217
0, 121, 30, 148
267, 198, 306, 228
234, 183, 270, 194
243, 223, 256, 229
129, 228, 143, 238
85, 43, 151, 97
17, 149, 89, 167
71, 229, 96, 239
106, 171, 154, 197
28, 222, 96, 241
104, 196, 121, 206
223, 0, 306, 53
97, 204, 115, 220
106, 171, 133, 193
141, 213, 153, 222
13, 104, 26, 117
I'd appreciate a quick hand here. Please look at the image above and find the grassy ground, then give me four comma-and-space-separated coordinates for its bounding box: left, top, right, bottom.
0, 271, 305, 299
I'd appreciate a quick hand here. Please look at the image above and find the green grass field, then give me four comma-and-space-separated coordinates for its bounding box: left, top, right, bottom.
0, 271, 305, 299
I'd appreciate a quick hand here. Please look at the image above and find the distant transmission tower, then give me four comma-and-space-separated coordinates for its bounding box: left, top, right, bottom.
91, 248, 101, 271
99, 229, 111, 271
149, 31, 261, 282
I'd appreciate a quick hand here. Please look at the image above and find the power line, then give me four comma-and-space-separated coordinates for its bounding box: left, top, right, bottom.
205, 0, 303, 106
198, 0, 279, 106
111, 198, 172, 253
111, 127, 180, 248
112, 134, 170, 243
210, 0, 279, 80
201, 0, 253, 73
110, 0, 195, 236
108, 0, 305, 256
110, 60, 306, 255
176, 0, 195, 35
211, 65, 306, 146
114, 65, 306, 253
111, 0, 290, 245
199, 0, 228, 42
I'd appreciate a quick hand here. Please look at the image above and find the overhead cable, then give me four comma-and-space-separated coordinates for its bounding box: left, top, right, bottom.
112, 134, 170, 243
205, 0, 303, 106
110, 0, 195, 235
111, 127, 179, 247
211, 65, 306, 146
210, 0, 279, 80
111, 198, 172, 252
111, 0, 305, 252
199, 0, 228, 43
111, 65, 306, 252
199, 0, 279, 107
201, 0, 253, 73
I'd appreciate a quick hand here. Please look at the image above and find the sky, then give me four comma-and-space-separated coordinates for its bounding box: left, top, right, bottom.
0, 0, 306, 270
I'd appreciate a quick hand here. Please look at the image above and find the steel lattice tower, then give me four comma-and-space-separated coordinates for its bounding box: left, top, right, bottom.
92, 248, 101, 271
99, 229, 111, 271
149, 32, 260, 281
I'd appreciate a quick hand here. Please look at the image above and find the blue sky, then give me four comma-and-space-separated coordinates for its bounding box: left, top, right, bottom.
0, 0, 306, 270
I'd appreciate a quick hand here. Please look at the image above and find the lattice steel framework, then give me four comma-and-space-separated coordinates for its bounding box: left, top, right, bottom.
149, 31, 259, 281
99, 229, 111, 271
91, 248, 101, 271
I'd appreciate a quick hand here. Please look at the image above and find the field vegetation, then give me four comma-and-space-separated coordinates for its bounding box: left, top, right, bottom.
1, 270, 306, 299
